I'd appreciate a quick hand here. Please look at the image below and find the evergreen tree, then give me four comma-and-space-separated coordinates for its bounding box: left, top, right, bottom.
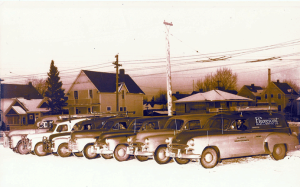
44, 60, 67, 114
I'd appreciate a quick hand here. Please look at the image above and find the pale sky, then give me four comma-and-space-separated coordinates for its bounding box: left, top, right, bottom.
0, 1, 300, 97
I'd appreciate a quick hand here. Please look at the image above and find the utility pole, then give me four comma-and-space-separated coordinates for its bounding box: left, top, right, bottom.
113, 54, 122, 112
163, 20, 173, 116
0, 79, 4, 129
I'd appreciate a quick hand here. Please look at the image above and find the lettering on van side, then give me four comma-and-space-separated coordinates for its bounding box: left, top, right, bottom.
255, 117, 279, 126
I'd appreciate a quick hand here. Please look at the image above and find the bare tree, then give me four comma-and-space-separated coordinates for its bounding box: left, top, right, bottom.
25, 77, 48, 96
195, 67, 238, 92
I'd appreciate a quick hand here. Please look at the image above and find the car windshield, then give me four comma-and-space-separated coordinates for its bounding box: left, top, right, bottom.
165, 119, 184, 130
129, 122, 143, 130
47, 124, 57, 132
102, 121, 114, 130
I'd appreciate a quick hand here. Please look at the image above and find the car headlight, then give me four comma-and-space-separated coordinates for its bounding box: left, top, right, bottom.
145, 138, 149, 145
127, 137, 132, 143
187, 139, 194, 147
105, 139, 109, 144
165, 138, 170, 144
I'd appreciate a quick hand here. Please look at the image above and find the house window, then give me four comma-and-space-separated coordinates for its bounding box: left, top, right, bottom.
89, 90, 93, 99
265, 94, 267, 99
124, 107, 127, 111
278, 105, 281, 111
278, 94, 281, 99
107, 106, 111, 111
271, 94, 273, 98
122, 90, 125, 99
74, 91, 78, 99
120, 107, 123, 111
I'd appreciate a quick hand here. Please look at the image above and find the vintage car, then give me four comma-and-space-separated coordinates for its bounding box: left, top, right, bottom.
42, 117, 111, 157
68, 117, 139, 159
126, 114, 214, 164
92, 116, 171, 161
18, 118, 89, 156
2, 115, 67, 153
166, 111, 300, 168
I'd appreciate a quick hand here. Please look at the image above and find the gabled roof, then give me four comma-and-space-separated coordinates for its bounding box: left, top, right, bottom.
175, 90, 253, 103
82, 70, 144, 94
17, 98, 49, 112
172, 92, 190, 100
245, 85, 263, 93
273, 81, 298, 95
11, 106, 27, 115
1, 83, 43, 99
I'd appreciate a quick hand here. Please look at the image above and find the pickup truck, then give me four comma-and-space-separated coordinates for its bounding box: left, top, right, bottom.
18, 118, 89, 156
126, 114, 214, 164
92, 116, 171, 161
2, 115, 66, 153
68, 117, 139, 159
166, 112, 300, 168
42, 117, 111, 157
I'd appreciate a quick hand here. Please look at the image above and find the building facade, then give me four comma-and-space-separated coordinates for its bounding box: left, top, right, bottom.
65, 69, 144, 117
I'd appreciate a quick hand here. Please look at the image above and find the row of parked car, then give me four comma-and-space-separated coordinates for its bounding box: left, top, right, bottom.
2, 108, 300, 168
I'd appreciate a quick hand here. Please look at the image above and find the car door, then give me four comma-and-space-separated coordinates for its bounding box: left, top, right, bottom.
226, 119, 254, 157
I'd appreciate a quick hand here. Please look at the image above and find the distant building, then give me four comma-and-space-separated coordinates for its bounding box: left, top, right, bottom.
258, 80, 299, 112
238, 84, 264, 105
1, 83, 49, 126
175, 89, 253, 115
65, 69, 145, 116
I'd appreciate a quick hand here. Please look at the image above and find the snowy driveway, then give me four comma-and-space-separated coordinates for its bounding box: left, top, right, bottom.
0, 146, 299, 187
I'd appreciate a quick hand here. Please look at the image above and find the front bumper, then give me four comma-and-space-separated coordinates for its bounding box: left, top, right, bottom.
126, 143, 153, 156
166, 144, 201, 159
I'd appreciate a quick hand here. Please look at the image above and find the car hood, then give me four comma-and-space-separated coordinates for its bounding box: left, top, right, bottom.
49, 132, 71, 141
8, 129, 48, 137
27, 132, 54, 140
135, 130, 175, 143
71, 129, 108, 140
99, 130, 136, 140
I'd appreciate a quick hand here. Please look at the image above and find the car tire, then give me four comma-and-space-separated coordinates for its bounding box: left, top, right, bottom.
154, 145, 171, 164
73, 152, 83, 157
83, 144, 98, 159
174, 157, 190, 165
17, 141, 30, 155
34, 142, 47, 156
136, 155, 148, 162
271, 144, 286, 160
102, 154, 113, 159
200, 148, 218, 169
57, 143, 72, 158
114, 144, 130, 162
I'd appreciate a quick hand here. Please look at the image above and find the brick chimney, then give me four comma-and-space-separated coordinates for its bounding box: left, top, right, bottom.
119, 69, 125, 83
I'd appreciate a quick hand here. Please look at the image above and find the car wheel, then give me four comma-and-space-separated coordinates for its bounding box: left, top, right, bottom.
102, 154, 113, 159
34, 142, 47, 156
17, 141, 30, 155
114, 144, 130, 161
136, 155, 148, 162
271, 144, 286, 160
174, 157, 190, 165
83, 144, 98, 159
200, 148, 218, 169
73, 152, 83, 157
57, 143, 71, 158
154, 145, 171, 164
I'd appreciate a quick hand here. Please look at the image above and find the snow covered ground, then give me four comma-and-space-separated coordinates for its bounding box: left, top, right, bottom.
0, 145, 299, 187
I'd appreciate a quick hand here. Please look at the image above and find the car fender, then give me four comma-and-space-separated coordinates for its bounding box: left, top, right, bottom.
10, 135, 23, 148
193, 136, 211, 155
107, 137, 128, 151
148, 135, 174, 153
77, 138, 97, 151
265, 133, 299, 152
53, 137, 69, 152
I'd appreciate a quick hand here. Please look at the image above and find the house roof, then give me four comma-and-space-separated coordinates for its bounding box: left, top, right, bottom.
17, 98, 50, 112
175, 90, 253, 103
82, 70, 144, 94
245, 85, 263, 93
273, 81, 298, 95
1, 98, 15, 113
172, 92, 190, 100
11, 106, 27, 115
1, 83, 43, 99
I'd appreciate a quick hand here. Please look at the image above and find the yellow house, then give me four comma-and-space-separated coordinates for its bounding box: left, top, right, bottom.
259, 80, 298, 112
65, 69, 144, 116
237, 84, 264, 105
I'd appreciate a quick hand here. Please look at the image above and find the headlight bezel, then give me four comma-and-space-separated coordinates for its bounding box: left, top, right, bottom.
187, 139, 194, 147
145, 138, 149, 145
